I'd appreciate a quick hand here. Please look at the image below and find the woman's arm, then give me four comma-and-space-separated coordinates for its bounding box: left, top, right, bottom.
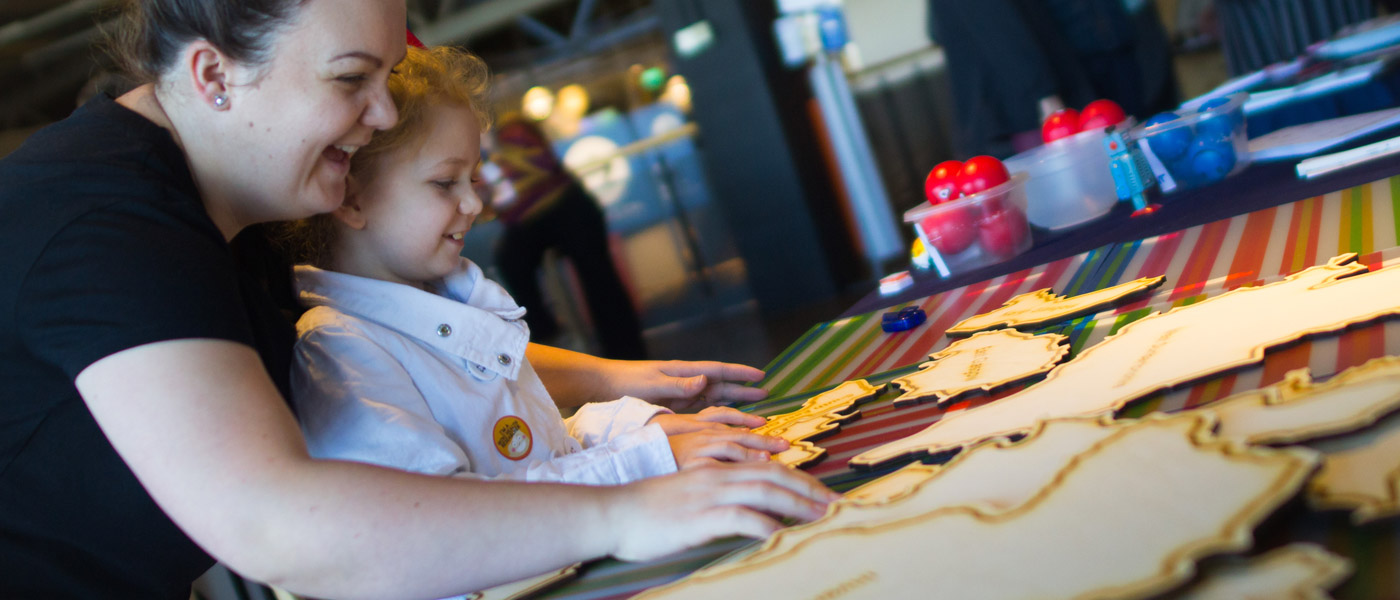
527, 343, 768, 411
77, 339, 833, 600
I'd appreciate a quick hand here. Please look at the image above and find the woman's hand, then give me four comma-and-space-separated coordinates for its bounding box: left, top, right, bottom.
605, 360, 769, 412
602, 462, 838, 562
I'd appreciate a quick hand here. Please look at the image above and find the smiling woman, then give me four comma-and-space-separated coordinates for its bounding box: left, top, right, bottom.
0, 1, 836, 599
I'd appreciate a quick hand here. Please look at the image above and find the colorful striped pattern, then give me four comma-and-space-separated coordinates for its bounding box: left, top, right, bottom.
755, 247, 1114, 399
539, 175, 1400, 600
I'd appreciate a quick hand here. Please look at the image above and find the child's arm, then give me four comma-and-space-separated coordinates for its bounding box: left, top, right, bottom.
296, 328, 767, 485
527, 343, 768, 411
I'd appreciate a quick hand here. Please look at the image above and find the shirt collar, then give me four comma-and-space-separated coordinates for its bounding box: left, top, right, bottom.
294, 260, 529, 380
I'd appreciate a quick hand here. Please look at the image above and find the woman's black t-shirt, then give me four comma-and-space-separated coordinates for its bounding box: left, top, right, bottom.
0, 95, 295, 598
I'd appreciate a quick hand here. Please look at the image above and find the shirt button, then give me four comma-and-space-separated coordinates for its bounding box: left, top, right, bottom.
497, 354, 512, 366
436, 324, 452, 337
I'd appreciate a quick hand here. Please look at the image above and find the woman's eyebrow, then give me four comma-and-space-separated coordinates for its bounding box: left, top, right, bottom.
329, 51, 383, 67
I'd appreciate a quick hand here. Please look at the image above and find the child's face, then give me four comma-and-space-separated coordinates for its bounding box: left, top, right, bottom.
346, 102, 484, 286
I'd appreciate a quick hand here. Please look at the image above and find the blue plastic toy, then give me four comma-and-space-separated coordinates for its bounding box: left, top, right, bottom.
1104, 126, 1156, 213
881, 306, 927, 332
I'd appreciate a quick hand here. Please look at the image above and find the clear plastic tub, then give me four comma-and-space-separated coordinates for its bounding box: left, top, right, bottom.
1004, 125, 1125, 231
902, 173, 1033, 278
1132, 92, 1250, 193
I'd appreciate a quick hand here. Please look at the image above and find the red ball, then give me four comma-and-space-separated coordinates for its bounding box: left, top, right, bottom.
956, 156, 1011, 198
978, 204, 1030, 258
1080, 99, 1127, 130
923, 160, 963, 205
1041, 108, 1082, 143
920, 204, 978, 256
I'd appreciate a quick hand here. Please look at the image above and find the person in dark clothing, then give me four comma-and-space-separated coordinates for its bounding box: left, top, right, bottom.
928, 0, 1179, 158
491, 115, 649, 360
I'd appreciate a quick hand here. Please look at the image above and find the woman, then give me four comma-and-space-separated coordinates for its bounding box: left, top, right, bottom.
0, 1, 834, 598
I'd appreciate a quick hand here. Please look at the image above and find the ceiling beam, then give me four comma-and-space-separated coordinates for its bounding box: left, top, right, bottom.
0, 0, 110, 48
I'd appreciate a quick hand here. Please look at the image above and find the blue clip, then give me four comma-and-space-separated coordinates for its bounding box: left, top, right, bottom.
881, 306, 927, 332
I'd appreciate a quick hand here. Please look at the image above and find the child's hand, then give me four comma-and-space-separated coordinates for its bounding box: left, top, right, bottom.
601, 462, 839, 562
665, 428, 789, 469
649, 406, 786, 468
647, 406, 766, 435
605, 360, 769, 412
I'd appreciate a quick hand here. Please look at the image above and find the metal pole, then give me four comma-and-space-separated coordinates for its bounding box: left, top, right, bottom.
809, 52, 903, 271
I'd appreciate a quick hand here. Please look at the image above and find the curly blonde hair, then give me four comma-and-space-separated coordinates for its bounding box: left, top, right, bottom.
279, 45, 492, 267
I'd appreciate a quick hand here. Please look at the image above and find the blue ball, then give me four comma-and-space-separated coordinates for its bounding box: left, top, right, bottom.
1197, 96, 1232, 112
1197, 96, 1245, 128
1145, 112, 1180, 127
1144, 112, 1190, 161
1194, 114, 1236, 143
1188, 139, 1237, 183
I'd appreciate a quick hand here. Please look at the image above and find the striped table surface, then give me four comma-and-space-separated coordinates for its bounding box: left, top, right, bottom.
538, 176, 1400, 599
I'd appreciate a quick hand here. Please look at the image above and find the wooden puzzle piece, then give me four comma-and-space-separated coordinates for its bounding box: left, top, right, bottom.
1307, 407, 1400, 524
945, 276, 1166, 337
889, 329, 1069, 407
1170, 544, 1351, 600
851, 254, 1400, 469
1209, 357, 1400, 446
705, 417, 1123, 580
639, 414, 1317, 600
754, 379, 882, 468
468, 564, 580, 600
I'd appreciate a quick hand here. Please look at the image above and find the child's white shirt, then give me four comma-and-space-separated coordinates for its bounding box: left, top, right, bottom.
290, 259, 676, 484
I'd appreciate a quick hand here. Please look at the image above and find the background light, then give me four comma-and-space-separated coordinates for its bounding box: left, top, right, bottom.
522, 86, 555, 121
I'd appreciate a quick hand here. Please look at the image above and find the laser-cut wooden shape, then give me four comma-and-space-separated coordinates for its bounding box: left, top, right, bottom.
889, 329, 1069, 407
1171, 544, 1351, 600
1307, 407, 1400, 524
754, 379, 882, 468
638, 414, 1317, 600
714, 416, 1123, 578
851, 254, 1400, 469
468, 564, 579, 600
945, 276, 1166, 337
1209, 356, 1400, 445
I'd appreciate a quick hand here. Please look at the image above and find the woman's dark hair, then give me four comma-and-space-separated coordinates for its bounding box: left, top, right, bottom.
104, 0, 311, 83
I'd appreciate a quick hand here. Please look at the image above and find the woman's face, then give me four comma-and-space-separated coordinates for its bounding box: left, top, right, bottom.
219, 0, 406, 223
348, 102, 484, 287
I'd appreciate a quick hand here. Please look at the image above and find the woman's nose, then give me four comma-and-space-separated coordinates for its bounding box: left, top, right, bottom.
364, 83, 398, 131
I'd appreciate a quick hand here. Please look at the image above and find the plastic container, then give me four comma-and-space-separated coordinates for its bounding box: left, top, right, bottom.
902, 173, 1033, 279
1132, 92, 1250, 193
1004, 124, 1125, 231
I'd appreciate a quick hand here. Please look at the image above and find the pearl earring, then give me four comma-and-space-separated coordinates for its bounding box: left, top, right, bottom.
213, 95, 227, 108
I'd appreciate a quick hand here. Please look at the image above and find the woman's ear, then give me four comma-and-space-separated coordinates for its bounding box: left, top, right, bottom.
184, 40, 232, 111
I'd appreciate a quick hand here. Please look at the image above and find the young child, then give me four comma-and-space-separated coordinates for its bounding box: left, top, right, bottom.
286, 45, 786, 484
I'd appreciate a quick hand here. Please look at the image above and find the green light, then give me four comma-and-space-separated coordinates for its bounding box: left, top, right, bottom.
639, 67, 667, 92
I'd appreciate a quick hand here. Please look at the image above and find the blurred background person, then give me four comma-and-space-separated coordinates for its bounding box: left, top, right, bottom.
489, 114, 648, 360
928, 0, 1178, 157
